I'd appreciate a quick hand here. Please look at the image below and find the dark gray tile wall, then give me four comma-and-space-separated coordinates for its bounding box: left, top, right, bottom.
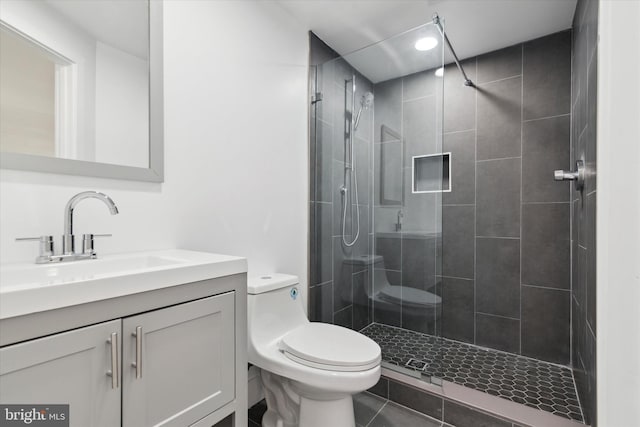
308, 32, 375, 331
571, 0, 598, 424
441, 277, 474, 343
476, 313, 520, 354
521, 285, 570, 363
437, 32, 573, 363
476, 238, 521, 319
476, 158, 521, 238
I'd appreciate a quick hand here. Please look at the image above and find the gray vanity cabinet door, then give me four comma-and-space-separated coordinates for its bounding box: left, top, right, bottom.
0, 320, 122, 427
122, 292, 236, 427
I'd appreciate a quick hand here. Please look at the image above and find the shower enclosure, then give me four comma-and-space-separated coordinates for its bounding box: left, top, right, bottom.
309, 14, 585, 426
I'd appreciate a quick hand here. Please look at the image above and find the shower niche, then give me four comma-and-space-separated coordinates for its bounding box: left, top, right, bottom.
412, 153, 451, 193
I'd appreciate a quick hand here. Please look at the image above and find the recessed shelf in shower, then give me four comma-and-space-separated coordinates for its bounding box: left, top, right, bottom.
412, 152, 451, 193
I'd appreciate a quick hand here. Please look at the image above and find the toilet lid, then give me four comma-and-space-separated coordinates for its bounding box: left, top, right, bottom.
379, 285, 442, 308
280, 323, 381, 372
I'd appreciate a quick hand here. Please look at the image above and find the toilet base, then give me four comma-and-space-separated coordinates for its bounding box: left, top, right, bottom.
260, 369, 356, 427
298, 395, 354, 427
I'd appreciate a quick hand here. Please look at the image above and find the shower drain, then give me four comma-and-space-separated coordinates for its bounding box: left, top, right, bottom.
405, 358, 428, 371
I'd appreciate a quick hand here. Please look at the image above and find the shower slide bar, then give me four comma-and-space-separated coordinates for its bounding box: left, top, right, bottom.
432, 13, 475, 87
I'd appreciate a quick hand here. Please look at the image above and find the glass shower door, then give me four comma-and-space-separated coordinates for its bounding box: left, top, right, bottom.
339, 21, 445, 384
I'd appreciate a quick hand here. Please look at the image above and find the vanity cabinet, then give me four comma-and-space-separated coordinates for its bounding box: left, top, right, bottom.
0, 291, 237, 427
0, 320, 122, 427
122, 292, 235, 427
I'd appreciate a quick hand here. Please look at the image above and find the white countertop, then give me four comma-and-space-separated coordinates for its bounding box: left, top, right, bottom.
0, 249, 247, 320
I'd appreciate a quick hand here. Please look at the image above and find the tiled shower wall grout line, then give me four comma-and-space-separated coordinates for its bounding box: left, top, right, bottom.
476, 311, 520, 321
522, 201, 572, 205
519, 42, 524, 356
403, 93, 435, 103
476, 73, 523, 86
522, 283, 572, 292
399, 75, 404, 327
438, 275, 474, 282
364, 399, 388, 427
476, 156, 522, 163
473, 56, 478, 346
443, 128, 475, 135
310, 280, 332, 288
523, 113, 571, 123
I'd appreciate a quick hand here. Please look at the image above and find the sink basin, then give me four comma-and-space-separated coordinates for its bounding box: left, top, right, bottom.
0, 249, 247, 320
1, 255, 184, 290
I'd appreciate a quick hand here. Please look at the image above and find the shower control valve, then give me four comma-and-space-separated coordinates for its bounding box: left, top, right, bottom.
554, 160, 585, 191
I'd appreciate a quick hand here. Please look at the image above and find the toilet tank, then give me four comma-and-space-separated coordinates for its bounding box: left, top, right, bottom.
247, 274, 309, 358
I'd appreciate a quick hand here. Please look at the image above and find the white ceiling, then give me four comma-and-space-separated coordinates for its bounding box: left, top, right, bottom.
277, 0, 577, 81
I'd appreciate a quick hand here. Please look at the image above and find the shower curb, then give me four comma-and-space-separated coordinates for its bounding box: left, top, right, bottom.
381, 367, 588, 427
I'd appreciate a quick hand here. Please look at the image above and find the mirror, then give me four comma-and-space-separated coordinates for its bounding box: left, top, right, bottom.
0, 0, 163, 182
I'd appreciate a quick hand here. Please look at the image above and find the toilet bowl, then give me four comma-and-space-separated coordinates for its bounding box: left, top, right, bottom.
248, 274, 381, 427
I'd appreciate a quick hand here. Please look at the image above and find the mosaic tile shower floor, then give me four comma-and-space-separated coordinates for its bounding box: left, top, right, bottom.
361, 323, 584, 423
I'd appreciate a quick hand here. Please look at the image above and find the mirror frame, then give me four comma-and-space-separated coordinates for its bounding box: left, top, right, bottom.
0, 1, 164, 183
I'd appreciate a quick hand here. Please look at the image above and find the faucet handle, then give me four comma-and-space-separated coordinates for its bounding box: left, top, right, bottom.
16, 235, 53, 241
82, 233, 112, 256
16, 235, 55, 259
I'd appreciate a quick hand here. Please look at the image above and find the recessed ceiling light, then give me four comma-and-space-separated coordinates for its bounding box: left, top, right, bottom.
435, 67, 444, 77
415, 37, 438, 51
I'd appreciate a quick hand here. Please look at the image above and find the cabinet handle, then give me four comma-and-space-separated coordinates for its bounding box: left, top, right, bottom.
132, 326, 142, 379
106, 332, 119, 389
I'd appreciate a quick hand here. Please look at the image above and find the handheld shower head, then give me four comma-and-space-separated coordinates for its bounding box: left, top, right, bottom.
361, 91, 374, 109
354, 91, 374, 130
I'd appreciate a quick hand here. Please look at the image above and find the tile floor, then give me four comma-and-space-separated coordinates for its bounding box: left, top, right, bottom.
248, 393, 447, 427
360, 323, 584, 423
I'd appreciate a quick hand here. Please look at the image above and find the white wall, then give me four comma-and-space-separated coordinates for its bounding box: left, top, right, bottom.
596, 0, 640, 425
0, 1, 309, 297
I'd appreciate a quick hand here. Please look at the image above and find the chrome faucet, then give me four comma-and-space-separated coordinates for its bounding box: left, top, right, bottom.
17, 191, 119, 264
63, 191, 119, 255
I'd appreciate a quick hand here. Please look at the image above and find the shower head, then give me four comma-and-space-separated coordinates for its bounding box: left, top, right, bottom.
354, 91, 374, 130
361, 91, 374, 109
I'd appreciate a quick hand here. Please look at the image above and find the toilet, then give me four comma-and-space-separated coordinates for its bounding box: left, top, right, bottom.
247, 274, 381, 427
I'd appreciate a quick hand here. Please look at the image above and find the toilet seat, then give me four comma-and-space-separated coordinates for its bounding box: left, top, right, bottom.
279, 323, 381, 372
378, 285, 442, 308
